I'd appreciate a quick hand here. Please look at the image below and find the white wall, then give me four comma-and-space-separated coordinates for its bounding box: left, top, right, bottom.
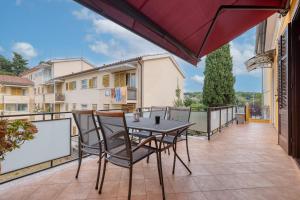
142, 57, 185, 107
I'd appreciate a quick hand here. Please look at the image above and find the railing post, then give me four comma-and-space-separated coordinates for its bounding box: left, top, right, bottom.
207, 107, 211, 140
232, 106, 234, 124
219, 108, 221, 132
226, 107, 228, 127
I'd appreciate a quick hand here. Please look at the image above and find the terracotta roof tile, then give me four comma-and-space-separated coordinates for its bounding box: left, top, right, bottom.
0, 75, 34, 86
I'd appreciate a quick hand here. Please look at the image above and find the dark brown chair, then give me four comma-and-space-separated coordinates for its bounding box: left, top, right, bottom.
72, 110, 103, 190
159, 107, 192, 174
96, 111, 165, 200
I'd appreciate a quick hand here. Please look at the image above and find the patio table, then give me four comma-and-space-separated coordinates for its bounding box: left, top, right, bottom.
126, 116, 195, 174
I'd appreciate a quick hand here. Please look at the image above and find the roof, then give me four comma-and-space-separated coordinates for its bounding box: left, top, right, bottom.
53, 54, 184, 79
20, 57, 95, 76
0, 75, 34, 86
74, 0, 289, 65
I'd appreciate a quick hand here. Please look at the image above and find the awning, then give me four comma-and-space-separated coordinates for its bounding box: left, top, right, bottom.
74, 0, 289, 65
245, 49, 275, 71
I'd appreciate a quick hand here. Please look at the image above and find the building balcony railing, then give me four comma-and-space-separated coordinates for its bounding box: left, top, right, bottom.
0, 95, 30, 104
111, 86, 137, 104
55, 93, 65, 101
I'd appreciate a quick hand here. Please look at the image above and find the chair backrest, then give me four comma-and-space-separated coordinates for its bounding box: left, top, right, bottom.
149, 106, 167, 119
168, 107, 191, 136
168, 107, 191, 122
72, 110, 101, 147
96, 111, 132, 161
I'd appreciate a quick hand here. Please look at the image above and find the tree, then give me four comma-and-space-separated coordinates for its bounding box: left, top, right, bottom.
11, 52, 28, 76
184, 96, 193, 107
173, 84, 184, 107
202, 44, 235, 107
0, 55, 13, 75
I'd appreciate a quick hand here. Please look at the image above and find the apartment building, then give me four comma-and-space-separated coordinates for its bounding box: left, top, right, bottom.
0, 75, 34, 115
21, 58, 94, 112
21, 54, 185, 113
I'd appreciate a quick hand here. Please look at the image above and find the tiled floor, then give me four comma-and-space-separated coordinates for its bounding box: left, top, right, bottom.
1, 123, 300, 200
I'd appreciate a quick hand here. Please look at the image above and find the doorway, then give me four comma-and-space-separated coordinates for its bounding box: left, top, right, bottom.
290, 5, 300, 159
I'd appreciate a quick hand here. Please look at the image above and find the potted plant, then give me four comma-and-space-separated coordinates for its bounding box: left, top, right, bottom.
0, 119, 37, 173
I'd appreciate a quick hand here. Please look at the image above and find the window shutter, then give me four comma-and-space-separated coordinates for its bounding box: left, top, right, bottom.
120, 72, 126, 87
88, 79, 92, 88
114, 73, 120, 87
102, 74, 110, 87
0, 104, 3, 110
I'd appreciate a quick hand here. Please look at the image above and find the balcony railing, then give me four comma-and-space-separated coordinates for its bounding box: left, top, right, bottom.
0, 106, 237, 184
55, 93, 65, 101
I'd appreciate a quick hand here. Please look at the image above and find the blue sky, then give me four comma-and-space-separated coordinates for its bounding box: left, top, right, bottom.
0, 0, 262, 92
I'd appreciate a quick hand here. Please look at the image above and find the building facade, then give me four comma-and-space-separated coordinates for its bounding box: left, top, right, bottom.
0, 75, 34, 115
248, 0, 300, 159
21, 54, 185, 113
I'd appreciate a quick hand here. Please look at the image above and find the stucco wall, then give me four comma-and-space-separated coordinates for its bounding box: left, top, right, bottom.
53, 60, 94, 78
142, 57, 184, 107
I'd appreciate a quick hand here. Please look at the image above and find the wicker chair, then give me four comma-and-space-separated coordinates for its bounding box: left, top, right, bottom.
72, 110, 103, 190
96, 111, 165, 200
158, 107, 192, 174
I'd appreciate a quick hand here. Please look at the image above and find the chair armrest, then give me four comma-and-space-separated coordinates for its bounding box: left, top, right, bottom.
132, 135, 157, 152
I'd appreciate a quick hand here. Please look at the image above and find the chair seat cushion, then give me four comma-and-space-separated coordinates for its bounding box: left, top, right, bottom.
157, 135, 184, 144
107, 144, 155, 167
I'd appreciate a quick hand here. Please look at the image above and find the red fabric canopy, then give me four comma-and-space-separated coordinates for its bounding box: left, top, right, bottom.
75, 0, 288, 65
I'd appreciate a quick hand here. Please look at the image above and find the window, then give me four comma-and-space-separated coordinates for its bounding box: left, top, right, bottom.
34, 88, 36, 95
81, 104, 88, 110
89, 77, 97, 88
114, 72, 126, 87
102, 74, 110, 87
11, 88, 24, 96
92, 104, 97, 110
5, 104, 27, 112
18, 104, 28, 111
66, 81, 76, 91
81, 79, 88, 89
65, 103, 69, 112
72, 103, 76, 110
126, 73, 136, 88
38, 87, 40, 94
0, 104, 4, 110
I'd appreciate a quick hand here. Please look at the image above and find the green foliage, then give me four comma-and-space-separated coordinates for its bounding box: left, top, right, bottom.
203, 44, 235, 107
184, 96, 193, 107
235, 91, 262, 106
173, 84, 184, 107
0, 53, 29, 76
0, 119, 38, 161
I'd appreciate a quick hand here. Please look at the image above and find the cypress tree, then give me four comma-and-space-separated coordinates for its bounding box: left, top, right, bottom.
202, 44, 235, 107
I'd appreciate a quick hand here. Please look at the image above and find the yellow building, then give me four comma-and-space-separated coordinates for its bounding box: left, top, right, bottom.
0, 75, 34, 115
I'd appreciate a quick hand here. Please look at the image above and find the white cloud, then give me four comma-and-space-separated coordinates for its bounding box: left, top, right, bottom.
72, 8, 95, 20
191, 75, 204, 84
12, 42, 37, 59
16, 0, 22, 6
72, 8, 165, 60
230, 41, 260, 77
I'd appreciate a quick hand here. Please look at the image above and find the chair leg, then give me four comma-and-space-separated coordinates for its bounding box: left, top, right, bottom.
75, 150, 82, 179
172, 143, 177, 174
186, 134, 191, 162
158, 151, 166, 200
155, 151, 162, 185
128, 166, 133, 200
146, 140, 152, 163
99, 159, 107, 194
95, 154, 102, 190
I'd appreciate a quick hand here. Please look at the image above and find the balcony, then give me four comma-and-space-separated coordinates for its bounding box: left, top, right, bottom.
111, 86, 137, 104
55, 93, 65, 102
0, 95, 29, 104
0, 109, 299, 200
